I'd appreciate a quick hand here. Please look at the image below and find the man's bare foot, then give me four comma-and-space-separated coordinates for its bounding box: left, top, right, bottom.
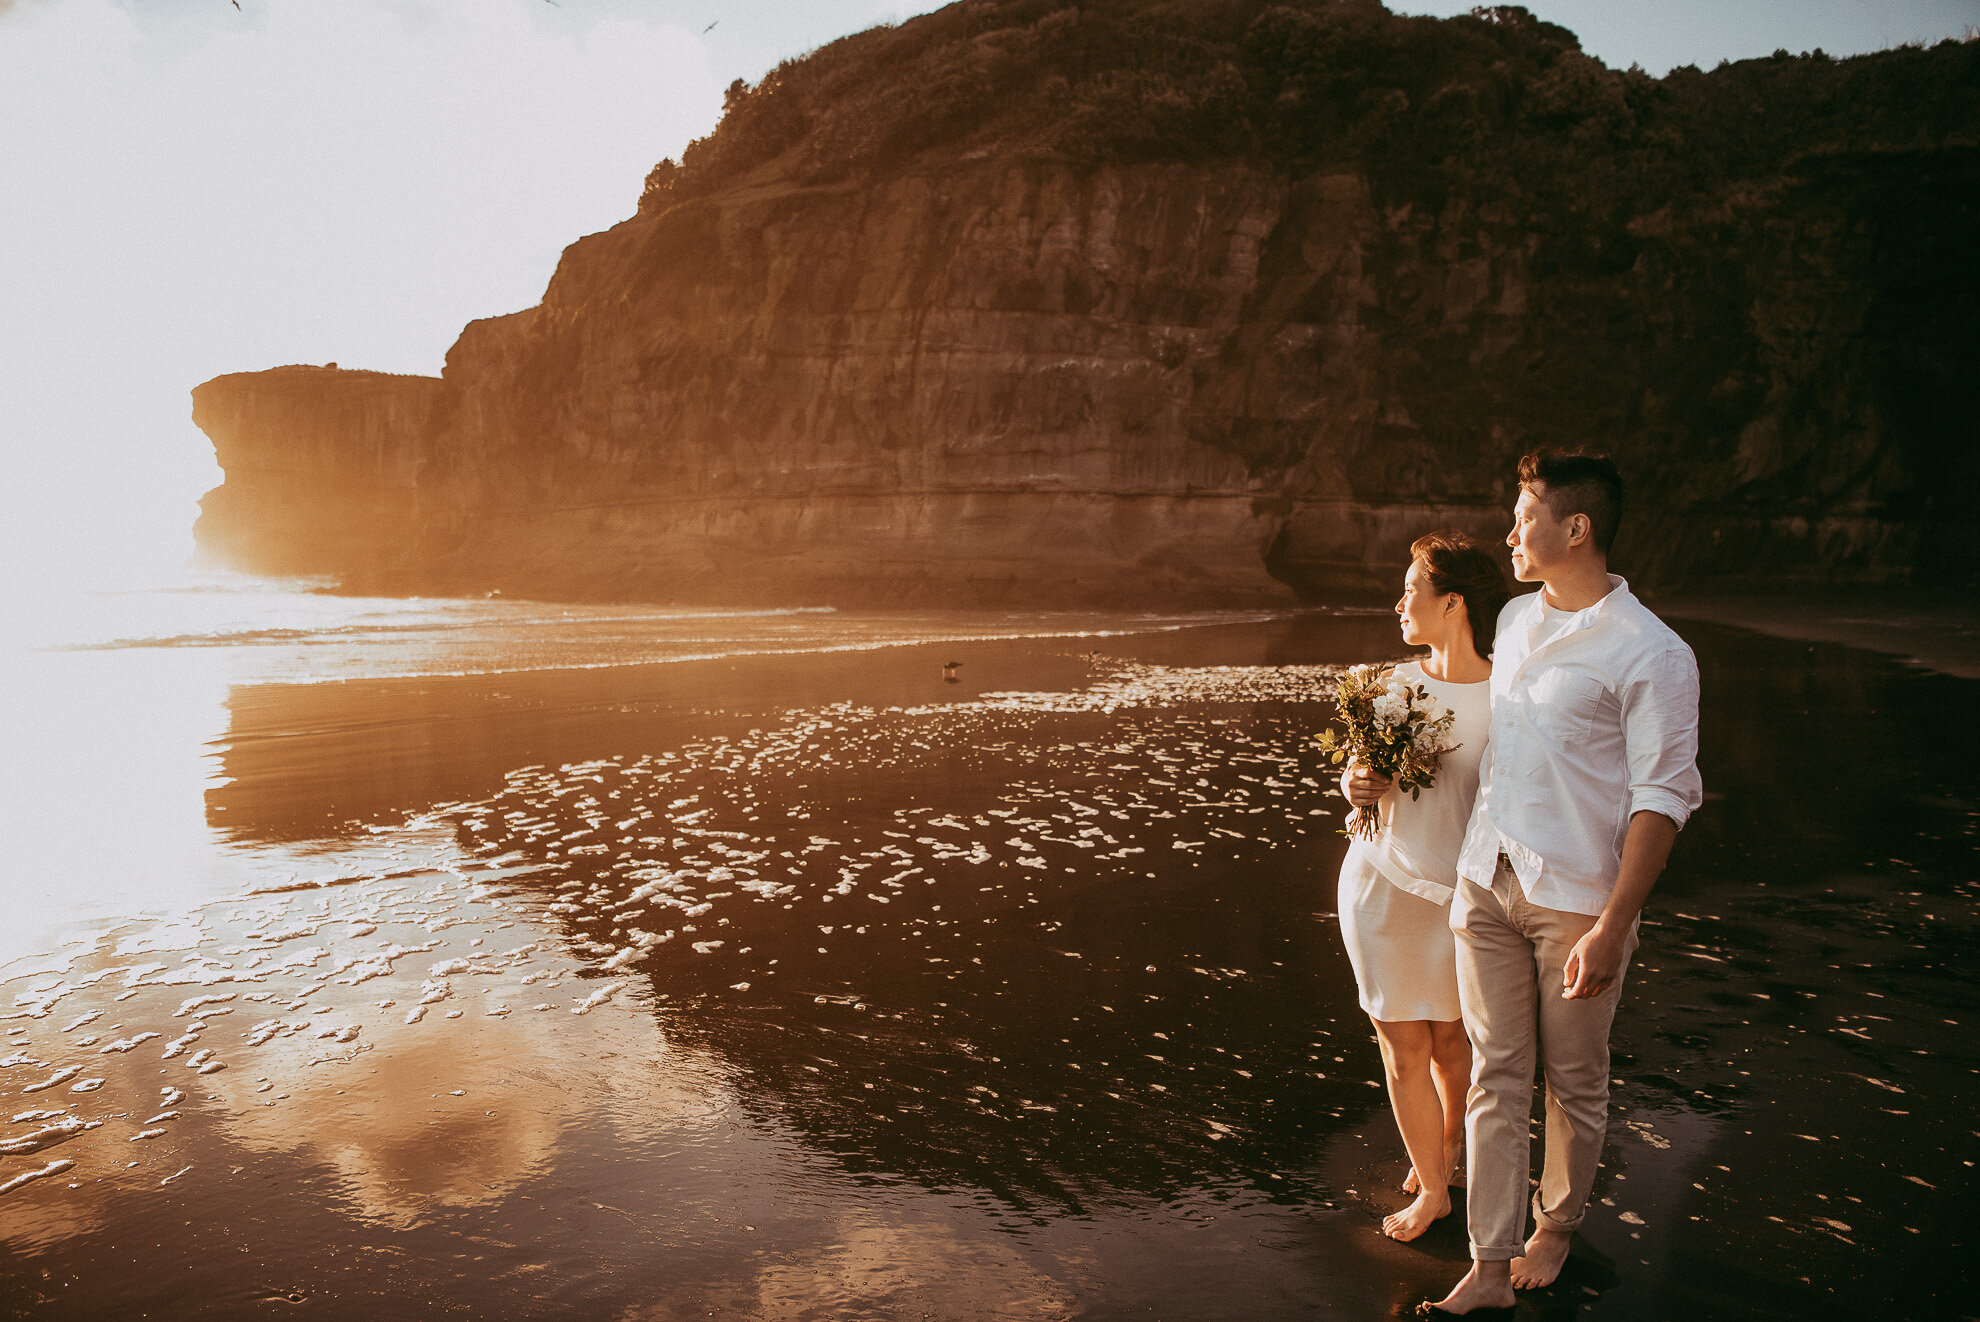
1510, 1227, 1572, 1289
1382, 1188, 1451, 1241
1427, 1263, 1516, 1314
1403, 1167, 1421, 1195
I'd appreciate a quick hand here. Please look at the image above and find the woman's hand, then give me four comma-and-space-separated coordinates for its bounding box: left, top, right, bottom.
1340, 762, 1393, 808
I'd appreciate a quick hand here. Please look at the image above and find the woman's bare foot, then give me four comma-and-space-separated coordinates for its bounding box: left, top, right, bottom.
1406, 1143, 1463, 1194
1382, 1188, 1451, 1241
1428, 1262, 1515, 1313
1510, 1227, 1572, 1288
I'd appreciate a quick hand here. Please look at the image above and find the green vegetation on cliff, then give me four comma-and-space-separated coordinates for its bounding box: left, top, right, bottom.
653, 1, 1977, 213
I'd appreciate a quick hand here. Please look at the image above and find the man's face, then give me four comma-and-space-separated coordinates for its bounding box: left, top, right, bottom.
1507, 484, 1573, 583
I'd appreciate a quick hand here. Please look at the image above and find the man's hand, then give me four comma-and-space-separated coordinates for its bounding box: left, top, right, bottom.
1340, 763, 1393, 808
1560, 810, 1678, 1000
1561, 923, 1629, 999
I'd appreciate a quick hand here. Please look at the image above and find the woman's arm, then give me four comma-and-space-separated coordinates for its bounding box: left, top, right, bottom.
1340, 762, 1393, 808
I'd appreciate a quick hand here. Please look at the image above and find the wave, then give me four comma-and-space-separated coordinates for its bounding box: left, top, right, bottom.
20, 578, 1362, 685
229, 611, 1320, 686
87, 574, 344, 597
44, 604, 845, 653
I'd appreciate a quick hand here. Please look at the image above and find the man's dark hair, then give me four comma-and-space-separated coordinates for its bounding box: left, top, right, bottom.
1517, 449, 1623, 556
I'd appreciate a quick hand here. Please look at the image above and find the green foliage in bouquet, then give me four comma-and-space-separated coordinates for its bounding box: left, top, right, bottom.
1316, 663, 1460, 840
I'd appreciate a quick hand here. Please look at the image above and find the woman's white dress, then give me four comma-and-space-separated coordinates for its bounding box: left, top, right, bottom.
1336, 661, 1491, 1022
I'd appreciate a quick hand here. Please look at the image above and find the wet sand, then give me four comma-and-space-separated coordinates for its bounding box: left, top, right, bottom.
2, 612, 1976, 1319
1656, 588, 1980, 680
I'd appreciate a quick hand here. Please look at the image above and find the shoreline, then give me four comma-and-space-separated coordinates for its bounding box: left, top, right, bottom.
188, 606, 1353, 687
1649, 588, 1980, 680
36, 570, 1980, 686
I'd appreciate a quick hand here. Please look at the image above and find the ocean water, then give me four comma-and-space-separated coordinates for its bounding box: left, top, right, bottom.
8, 570, 1298, 683
2, 575, 1975, 1319
0, 572, 1312, 962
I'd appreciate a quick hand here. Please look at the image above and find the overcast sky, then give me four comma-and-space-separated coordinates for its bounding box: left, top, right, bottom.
3, 0, 1975, 590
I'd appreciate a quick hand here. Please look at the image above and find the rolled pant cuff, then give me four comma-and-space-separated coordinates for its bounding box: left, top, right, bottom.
1533, 1205, 1584, 1235
1470, 1244, 1521, 1262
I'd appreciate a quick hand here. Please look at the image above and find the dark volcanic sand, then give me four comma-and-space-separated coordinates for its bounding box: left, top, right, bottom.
1, 613, 1975, 1320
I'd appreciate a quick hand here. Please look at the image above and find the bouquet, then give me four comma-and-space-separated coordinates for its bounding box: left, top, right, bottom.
1315, 664, 1460, 841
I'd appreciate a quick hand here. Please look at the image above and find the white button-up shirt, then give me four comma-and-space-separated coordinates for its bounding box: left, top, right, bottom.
1456, 575, 1703, 916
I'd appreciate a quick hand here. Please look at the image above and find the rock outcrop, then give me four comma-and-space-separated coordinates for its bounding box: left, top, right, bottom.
193, 367, 443, 582
191, 1, 1980, 603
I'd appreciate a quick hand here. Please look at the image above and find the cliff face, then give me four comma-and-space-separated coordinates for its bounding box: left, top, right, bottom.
190, 2, 1980, 604
395, 164, 1300, 606
192, 367, 443, 581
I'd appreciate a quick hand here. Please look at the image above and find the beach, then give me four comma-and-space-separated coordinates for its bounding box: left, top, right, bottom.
1, 600, 1975, 1320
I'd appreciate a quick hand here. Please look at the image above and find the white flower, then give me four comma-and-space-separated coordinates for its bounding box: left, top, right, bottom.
1372, 692, 1408, 725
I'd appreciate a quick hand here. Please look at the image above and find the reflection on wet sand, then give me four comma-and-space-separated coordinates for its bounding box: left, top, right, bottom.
1, 857, 637, 1227
671, 1217, 1083, 1322
206, 974, 694, 1228
0, 649, 237, 966
4, 615, 1977, 1319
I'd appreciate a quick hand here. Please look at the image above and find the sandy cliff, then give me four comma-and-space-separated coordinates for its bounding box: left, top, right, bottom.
190, 2, 1980, 603
192, 367, 443, 581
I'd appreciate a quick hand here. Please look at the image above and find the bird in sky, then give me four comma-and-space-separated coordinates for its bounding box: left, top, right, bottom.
704, 20, 718, 33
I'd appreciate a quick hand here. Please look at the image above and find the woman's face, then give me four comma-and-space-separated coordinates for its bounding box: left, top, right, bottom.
1396, 557, 1455, 647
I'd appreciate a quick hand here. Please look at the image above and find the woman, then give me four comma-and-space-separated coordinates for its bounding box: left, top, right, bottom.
1336, 531, 1509, 1241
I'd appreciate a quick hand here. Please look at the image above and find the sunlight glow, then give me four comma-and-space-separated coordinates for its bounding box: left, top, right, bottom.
0, 0, 721, 596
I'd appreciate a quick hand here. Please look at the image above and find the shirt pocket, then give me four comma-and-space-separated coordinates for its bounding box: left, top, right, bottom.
1524, 669, 1608, 743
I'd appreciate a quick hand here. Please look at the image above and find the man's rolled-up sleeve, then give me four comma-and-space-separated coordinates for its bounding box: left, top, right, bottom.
1620, 645, 1703, 829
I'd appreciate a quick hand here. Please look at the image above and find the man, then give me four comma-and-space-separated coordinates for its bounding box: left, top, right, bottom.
1355, 451, 1703, 1315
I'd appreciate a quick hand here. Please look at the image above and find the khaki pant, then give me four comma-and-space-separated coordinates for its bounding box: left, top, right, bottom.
1451, 857, 1638, 1260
